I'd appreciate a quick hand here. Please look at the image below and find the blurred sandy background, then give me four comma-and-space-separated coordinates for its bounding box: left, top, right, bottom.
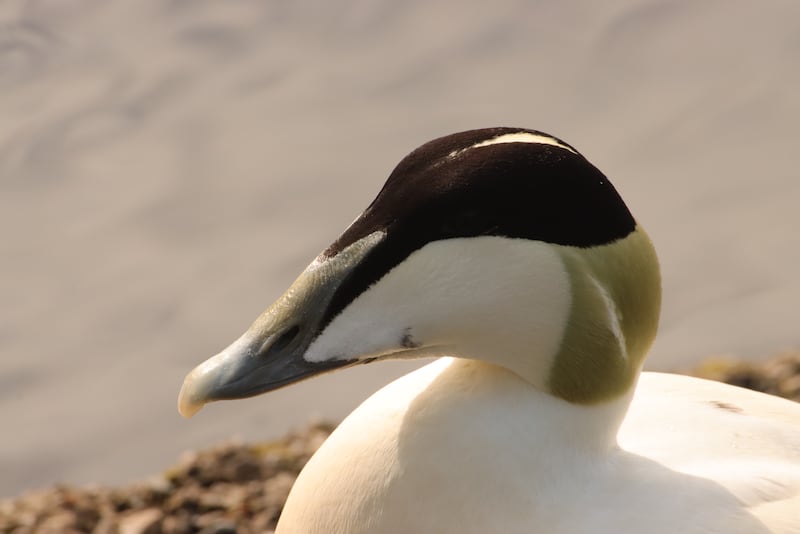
1, 0, 798, 497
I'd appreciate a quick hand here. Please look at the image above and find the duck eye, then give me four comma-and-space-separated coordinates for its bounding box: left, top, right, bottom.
272, 325, 300, 352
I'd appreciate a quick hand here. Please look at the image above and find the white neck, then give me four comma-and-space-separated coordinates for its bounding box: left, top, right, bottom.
396, 357, 634, 457
277, 356, 637, 534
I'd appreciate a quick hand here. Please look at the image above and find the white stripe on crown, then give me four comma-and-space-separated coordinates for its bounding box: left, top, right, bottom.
449, 131, 577, 159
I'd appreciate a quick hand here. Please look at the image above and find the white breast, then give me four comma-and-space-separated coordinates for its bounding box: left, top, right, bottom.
276, 361, 800, 534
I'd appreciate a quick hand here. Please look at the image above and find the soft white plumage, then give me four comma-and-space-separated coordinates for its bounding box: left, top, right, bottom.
278, 363, 800, 534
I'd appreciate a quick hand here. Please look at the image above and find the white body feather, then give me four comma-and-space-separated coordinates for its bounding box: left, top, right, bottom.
278, 361, 800, 534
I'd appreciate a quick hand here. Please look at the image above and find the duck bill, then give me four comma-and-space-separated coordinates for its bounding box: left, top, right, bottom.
177, 329, 354, 418
178, 231, 385, 418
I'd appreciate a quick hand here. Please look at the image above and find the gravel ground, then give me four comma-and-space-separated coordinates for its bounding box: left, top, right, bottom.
688, 350, 800, 402
2, 352, 798, 534
0, 423, 334, 534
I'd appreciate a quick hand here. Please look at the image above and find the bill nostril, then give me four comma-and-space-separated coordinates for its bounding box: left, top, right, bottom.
272, 325, 300, 352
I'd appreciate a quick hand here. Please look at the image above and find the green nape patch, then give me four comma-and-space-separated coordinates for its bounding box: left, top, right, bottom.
549, 228, 661, 404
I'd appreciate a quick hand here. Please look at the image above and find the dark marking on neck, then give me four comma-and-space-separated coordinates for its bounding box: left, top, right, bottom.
400, 327, 419, 349
709, 400, 744, 414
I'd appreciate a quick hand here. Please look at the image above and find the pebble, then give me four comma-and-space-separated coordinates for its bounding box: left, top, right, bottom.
0, 422, 333, 534
118, 508, 163, 534
690, 350, 800, 402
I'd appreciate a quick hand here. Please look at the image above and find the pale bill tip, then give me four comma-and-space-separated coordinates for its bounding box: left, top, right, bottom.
177, 336, 253, 419
178, 388, 205, 419
177, 363, 216, 418
178, 375, 206, 418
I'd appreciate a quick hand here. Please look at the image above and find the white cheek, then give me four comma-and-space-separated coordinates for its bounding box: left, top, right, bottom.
304, 237, 571, 378
303, 255, 437, 362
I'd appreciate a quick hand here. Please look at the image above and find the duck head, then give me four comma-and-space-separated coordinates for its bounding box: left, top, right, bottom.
179, 128, 661, 417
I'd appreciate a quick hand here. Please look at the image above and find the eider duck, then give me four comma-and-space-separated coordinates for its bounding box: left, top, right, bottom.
179, 128, 800, 533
